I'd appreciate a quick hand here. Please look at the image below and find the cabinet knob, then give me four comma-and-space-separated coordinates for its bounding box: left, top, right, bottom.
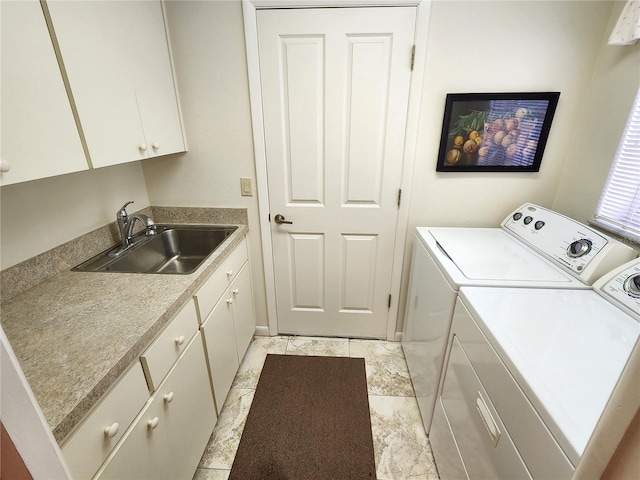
226, 298, 234, 305
226, 270, 233, 277
164, 392, 175, 404
147, 417, 160, 430
104, 422, 119, 438
232, 288, 239, 295
138, 143, 148, 152
151, 142, 160, 150
175, 335, 185, 346
0, 159, 11, 173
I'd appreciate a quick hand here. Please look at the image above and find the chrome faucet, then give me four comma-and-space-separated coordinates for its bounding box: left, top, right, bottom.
113, 201, 156, 254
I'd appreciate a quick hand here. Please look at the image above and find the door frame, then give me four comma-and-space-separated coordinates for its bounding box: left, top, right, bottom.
242, 0, 432, 340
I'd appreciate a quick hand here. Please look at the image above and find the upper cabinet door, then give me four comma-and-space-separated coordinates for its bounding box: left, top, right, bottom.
0, 0, 88, 186
127, 1, 186, 160
45, 1, 186, 169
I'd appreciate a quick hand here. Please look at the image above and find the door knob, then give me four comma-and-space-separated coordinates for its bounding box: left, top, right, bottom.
274, 214, 293, 225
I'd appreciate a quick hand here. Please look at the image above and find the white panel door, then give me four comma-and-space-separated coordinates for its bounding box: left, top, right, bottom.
257, 7, 415, 338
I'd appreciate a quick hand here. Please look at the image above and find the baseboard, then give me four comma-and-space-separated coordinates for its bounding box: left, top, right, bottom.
254, 325, 270, 337
254, 325, 401, 340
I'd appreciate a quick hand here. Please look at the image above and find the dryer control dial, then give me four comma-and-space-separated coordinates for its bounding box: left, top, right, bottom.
567, 239, 592, 258
623, 274, 640, 298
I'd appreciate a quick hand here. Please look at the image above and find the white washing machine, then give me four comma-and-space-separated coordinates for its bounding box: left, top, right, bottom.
402, 203, 636, 435
429, 258, 640, 479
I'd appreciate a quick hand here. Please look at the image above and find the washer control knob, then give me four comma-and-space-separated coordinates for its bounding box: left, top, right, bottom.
623, 274, 640, 297
534, 221, 545, 230
567, 239, 592, 258
513, 212, 523, 221
523, 216, 533, 225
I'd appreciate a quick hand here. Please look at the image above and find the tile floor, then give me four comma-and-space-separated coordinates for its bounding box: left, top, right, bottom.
193, 336, 440, 480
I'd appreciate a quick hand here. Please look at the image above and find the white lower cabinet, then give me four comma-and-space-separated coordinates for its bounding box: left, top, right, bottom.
201, 263, 256, 413
230, 263, 256, 364
196, 237, 256, 413
61, 241, 254, 479
201, 290, 240, 412
61, 363, 149, 480
96, 332, 216, 480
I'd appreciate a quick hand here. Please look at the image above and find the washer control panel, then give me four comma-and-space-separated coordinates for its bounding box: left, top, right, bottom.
594, 258, 640, 320
502, 203, 610, 276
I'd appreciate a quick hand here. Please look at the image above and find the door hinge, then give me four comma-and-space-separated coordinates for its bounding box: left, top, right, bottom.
388, 294, 392, 309
397, 189, 402, 208
268, 213, 271, 222
410, 45, 416, 70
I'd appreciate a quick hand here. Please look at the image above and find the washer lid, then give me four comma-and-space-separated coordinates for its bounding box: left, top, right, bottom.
459, 286, 640, 463
428, 228, 575, 283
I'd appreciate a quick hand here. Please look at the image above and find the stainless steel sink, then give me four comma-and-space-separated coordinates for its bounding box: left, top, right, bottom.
72, 225, 237, 274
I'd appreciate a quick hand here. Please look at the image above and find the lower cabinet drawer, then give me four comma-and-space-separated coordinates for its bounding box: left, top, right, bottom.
440, 336, 531, 480
140, 300, 199, 392
96, 332, 216, 480
194, 237, 247, 324
61, 362, 149, 480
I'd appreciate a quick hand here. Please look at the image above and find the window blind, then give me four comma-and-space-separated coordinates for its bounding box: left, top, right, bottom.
593, 87, 640, 243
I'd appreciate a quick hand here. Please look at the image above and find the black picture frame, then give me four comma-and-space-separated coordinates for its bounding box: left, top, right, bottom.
435, 92, 560, 172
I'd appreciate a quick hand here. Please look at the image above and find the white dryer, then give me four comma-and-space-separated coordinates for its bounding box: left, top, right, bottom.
402, 203, 636, 434
429, 258, 640, 479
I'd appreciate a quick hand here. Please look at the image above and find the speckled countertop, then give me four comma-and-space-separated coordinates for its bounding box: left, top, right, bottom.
0, 207, 248, 444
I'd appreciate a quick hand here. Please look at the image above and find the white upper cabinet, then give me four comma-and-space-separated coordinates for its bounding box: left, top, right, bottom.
45, 0, 186, 169
0, 0, 88, 186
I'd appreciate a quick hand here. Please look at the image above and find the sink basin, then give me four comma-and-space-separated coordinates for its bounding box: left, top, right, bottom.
73, 225, 238, 274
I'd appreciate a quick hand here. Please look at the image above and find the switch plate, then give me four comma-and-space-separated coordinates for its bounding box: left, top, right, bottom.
240, 177, 253, 196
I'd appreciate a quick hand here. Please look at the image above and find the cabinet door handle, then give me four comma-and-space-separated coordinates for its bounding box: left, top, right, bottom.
104, 422, 119, 438
0, 159, 11, 173
175, 335, 185, 346
151, 142, 159, 150
232, 288, 239, 295
226, 298, 234, 305
147, 417, 160, 430
164, 392, 174, 404
227, 270, 233, 277
138, 143, 147, 152
476, 393, 500, 447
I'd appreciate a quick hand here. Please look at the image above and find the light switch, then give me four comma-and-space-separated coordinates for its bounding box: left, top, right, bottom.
240, 177, 253, 196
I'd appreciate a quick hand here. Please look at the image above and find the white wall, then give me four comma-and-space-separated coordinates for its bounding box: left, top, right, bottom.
141, 0, 268, 329
407, 0, 613, 230
0, 162, 149, 270
396, 0, 614, 330
553, 1, 640, 225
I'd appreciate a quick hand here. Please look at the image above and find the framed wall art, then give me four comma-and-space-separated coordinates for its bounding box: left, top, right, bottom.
436, 92, 560, 172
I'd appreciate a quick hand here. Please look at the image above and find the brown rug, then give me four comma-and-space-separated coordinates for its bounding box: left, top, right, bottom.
229, 354, 377, 480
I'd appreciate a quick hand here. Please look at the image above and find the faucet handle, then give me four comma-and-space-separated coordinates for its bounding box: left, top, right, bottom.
117, 201, 134, 220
